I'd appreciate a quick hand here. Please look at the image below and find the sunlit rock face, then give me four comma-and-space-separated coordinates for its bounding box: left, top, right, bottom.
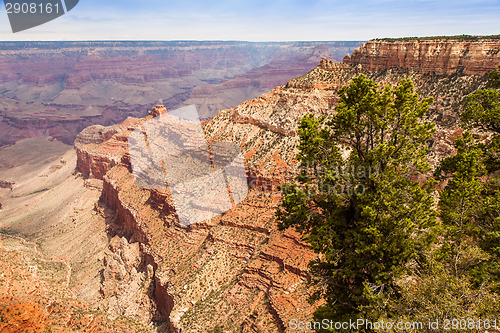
346, 38, 500, 75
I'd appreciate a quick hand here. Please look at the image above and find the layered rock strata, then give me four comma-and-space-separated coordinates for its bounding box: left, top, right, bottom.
345, 37, 500, 75
74, 38, 499, 332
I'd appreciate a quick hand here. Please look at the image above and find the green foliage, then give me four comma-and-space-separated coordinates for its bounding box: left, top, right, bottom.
434, 64, 500, 304
375, 35, 500, 42
434, 132, 486, 232
462, 66, 500, 172
434, 132, 499, 285
277, 75, 437, 327
278, 67, 500, 331
463, 65, 500, 131
489, 65, 500, 88
392, 251, 500, 333
463, 89, 500, 133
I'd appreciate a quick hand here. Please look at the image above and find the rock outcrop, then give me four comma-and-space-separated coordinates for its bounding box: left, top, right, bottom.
75, 118, 140, 179
345, 37, 500, 75
75, 101, 323, 332
148, 105, 168, 118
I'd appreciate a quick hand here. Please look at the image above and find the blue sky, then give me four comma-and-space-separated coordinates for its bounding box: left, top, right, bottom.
0, 0, 499, 41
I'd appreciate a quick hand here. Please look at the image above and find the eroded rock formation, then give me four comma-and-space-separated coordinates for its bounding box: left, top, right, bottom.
73, 38, 500, 332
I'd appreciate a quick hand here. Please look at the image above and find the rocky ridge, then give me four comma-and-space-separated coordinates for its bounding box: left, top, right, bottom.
345, 37, 500, 75
76, 102, 320, 332
73, 38, 500, 332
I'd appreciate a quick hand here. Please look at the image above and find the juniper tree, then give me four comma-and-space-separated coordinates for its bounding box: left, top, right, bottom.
488, 64, 500, 88
277, 75, 436, 326
461, 64, 500, 172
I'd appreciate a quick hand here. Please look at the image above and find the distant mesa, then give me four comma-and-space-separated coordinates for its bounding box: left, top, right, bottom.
0, 40, 363, 149
345, 36, 500, 75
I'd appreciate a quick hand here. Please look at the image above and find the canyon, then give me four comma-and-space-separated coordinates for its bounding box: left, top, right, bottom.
0, 41, 362, 148
0, 36, 499, 332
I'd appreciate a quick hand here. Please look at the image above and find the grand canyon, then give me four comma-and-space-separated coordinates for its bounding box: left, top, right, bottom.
0, 41, 361, 148
1, 36, 500, 332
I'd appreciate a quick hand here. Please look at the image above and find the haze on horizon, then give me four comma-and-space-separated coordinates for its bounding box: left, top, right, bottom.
0, 0, 498, 42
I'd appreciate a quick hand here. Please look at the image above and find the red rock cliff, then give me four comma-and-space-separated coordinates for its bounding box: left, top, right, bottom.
344, 38, 500, 75
75, 102, 322, 332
